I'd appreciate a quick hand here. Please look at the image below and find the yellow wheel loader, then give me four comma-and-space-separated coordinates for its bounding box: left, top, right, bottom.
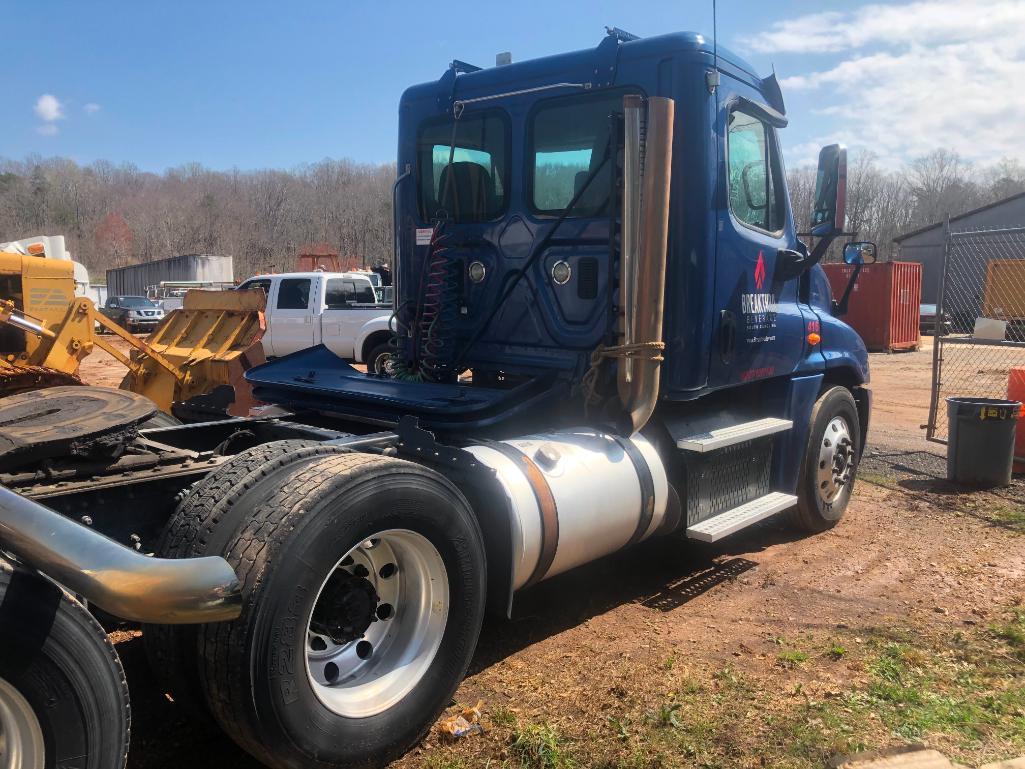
0, 245, 266, 416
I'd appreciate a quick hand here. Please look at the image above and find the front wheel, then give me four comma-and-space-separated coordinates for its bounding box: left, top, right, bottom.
197, 453, 487, 769
792, 386, 861, 532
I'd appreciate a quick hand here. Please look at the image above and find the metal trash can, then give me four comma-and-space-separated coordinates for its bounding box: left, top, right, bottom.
946, 397, 1022, 486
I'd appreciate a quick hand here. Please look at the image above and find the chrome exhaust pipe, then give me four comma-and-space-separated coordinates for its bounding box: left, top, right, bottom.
619, 95, 674, 434
0, 485, 241, 624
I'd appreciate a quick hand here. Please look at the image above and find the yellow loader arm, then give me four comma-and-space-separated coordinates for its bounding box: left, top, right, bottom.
0, 290, 266, 416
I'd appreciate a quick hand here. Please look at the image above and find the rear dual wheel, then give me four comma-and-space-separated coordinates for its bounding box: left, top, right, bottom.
0, 564, 130, 769
151, 449, 487, 769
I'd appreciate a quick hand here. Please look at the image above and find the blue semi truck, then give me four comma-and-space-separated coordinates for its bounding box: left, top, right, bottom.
0, 28, 872, 769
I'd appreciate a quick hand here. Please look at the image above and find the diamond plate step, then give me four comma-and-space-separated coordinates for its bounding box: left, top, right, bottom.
676, 417, 792, 453
686, 492, 798, 542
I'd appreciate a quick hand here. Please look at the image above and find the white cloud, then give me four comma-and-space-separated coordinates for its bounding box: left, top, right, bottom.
34, 94, 64, 122
752, 0, 1025, 167
36, 124, 59, 137
745, 0, 1025, 54
83, 102, 101, 115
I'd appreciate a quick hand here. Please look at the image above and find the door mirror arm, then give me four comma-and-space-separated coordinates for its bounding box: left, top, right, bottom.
832, 260, 863, 317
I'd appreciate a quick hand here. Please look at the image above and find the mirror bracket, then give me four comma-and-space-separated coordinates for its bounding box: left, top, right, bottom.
832, 260, 863, 317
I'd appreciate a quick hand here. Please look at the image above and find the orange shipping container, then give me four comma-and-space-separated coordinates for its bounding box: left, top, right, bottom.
821, 261, 922, 352
983, 259, 1025, 321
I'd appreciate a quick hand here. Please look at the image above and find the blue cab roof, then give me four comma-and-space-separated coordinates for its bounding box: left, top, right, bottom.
401, 30, 763, 107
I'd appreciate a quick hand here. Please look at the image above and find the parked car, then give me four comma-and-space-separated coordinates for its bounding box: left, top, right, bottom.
100, 295, 166, 333
236, 272, 394, 373
919, 303, 951, 336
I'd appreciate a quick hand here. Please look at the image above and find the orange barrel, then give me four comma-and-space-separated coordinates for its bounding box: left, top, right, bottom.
1008, 367, 1025, 472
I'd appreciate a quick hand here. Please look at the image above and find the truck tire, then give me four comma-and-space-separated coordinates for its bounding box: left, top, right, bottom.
145, 438, 351, 717
197, 453, 487, 769
0, 563, 130, 769
792, 386, 861, 532
365, 341, 394, 376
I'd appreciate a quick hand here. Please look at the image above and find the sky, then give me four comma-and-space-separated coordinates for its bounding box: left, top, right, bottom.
2, 0, 1022, 173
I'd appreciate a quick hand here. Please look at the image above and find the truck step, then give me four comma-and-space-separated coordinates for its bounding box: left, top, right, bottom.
685, 492, 798, 542
676, 417, 792, 453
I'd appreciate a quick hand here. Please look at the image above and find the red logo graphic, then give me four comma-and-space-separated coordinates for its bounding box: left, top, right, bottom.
754, 251, 766, 290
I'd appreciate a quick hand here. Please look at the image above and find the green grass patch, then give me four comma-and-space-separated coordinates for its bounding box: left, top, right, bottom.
990, 605, 1025, 660
985, 502, 1025, 533
653, 701, 683, 729
827, 643, 848, 660
857, 470, 900, 490
778, 650, 811, 668
510, 720, 572, 769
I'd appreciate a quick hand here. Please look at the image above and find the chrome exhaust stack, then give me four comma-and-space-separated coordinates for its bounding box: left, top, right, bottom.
0, 485, 241, 624
619, 95, 674, 435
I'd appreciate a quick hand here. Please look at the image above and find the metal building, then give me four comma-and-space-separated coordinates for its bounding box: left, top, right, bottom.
105, 254, 234, 297
893, 191, 1025, 306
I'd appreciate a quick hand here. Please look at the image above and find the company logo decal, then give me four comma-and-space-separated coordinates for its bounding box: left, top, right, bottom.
754, 250, 766, 290
741, 251, 777, 343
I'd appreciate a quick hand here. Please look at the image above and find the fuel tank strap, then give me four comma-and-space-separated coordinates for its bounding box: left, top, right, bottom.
612, 434, 656, 547
480, 441, 560, 588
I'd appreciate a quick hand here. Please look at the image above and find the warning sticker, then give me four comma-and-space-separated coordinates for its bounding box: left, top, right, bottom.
415, 227, 433, 246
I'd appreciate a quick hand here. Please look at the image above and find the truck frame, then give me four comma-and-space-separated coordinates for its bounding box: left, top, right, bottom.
0, 28, 871, 769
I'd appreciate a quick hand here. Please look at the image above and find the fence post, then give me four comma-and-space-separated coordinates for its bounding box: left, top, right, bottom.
926, 215, 951, 440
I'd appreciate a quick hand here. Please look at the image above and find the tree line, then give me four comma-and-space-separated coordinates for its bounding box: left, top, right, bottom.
0, 149, 1022, 282
0, 157, 395, 281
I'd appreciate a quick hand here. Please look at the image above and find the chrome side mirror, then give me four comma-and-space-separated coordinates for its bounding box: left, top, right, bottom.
842, 241, 877, 266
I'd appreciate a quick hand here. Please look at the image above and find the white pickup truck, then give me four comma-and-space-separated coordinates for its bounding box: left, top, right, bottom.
236, 271, 394, 373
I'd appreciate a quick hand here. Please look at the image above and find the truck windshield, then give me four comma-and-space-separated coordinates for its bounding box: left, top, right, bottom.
417, 111, 508, 223
530, 89, 627, 217
120, 297, 157, 308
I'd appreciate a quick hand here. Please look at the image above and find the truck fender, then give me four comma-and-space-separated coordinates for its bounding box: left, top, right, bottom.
355, 315, 393, 363
773, 373, 823, 495
457, 478, 517, 619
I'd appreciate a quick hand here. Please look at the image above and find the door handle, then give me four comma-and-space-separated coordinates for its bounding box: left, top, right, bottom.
719, 309, 736, 363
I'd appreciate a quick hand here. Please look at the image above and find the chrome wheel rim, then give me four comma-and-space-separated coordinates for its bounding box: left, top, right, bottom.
0, 677, 44, 769
372, 350, 393, 376
305, 529, 449, 718
816, 415, 854, 506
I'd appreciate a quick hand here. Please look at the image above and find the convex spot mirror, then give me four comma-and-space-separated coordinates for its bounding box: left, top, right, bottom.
843, 241, 877, 266
811, 144, 847, 237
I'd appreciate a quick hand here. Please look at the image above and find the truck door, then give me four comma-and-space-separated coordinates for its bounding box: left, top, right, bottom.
321, 277, 359, 359
709, 81, 811, 387
269, 276, 317, 356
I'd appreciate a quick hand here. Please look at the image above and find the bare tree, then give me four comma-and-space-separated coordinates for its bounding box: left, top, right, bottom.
0, 157, 395, 281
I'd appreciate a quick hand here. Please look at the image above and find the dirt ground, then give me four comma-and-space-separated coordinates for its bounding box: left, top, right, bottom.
79, 332, 135, 389
89, 343, 1024, 769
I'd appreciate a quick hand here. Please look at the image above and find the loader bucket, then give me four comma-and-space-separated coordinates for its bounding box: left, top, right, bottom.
119, 288, 266, 417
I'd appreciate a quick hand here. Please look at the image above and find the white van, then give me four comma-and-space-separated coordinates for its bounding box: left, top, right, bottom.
237, 272, 394, 374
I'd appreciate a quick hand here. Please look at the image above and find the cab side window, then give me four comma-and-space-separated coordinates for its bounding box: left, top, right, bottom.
727, 110, 785, 233
325, 279, 355, 308
276, 278, 311, 310
354, 282, 377, 304
239, 278, 272, 295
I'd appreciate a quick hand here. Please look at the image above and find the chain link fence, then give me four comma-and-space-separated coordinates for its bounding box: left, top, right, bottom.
927, 224, 1025, 442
